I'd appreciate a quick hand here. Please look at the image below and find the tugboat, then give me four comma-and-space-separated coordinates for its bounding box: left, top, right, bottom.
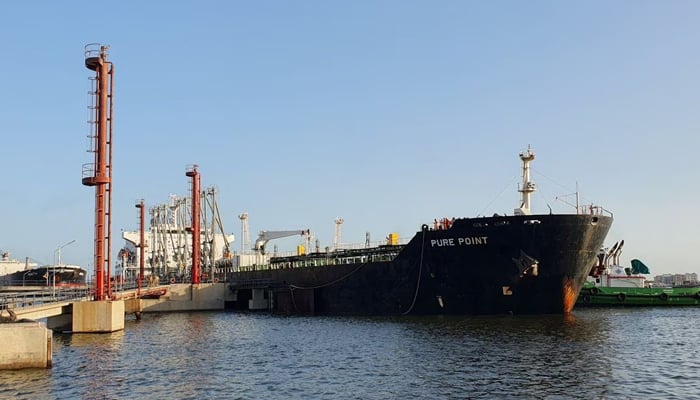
577, 240, 700, 307
225, 147, 614, 315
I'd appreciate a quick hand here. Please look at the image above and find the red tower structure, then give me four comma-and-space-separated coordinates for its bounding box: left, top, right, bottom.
186, 165, 201, 284
136, 200, 146, 296
82, 44, 114, 301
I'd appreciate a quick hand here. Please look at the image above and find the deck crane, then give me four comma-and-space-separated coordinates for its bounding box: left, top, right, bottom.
254, 229, 310, 254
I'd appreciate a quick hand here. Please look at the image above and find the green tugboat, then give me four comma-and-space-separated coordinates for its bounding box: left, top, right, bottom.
577, 240, 700, 307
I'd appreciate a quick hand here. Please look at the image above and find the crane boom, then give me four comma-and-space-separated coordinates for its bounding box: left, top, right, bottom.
254, 229, 310, 254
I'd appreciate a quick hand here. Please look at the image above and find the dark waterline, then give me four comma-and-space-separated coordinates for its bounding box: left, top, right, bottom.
1, 308, 700, 399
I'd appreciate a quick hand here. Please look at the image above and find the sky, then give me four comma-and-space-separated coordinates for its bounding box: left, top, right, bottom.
0, 1, 699, 276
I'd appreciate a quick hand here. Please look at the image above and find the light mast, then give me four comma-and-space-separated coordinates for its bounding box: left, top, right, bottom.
334, 218, 344, 250
186, 165, 201, 284
238, 212, 250, 252
82, 44, 114, 300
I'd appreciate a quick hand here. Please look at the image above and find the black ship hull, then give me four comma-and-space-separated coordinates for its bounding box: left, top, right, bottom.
227, 213, 612, 315
0, 265, 87, 287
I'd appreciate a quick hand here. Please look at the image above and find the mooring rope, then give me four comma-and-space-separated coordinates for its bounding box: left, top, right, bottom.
289, 286, 299, 313
289, 262, 369, 291
288, 227, 427, 315
288, 262, 369, 313
402, 228, 427, 315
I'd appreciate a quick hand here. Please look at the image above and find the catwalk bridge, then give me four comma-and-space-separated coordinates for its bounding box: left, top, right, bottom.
1, 281, 229, 331
0, 284, 172, 323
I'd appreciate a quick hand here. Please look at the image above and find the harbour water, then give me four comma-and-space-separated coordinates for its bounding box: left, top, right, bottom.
1, 307, 699, 399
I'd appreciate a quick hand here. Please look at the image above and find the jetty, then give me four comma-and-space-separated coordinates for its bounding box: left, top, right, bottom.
0, 281, 232, 369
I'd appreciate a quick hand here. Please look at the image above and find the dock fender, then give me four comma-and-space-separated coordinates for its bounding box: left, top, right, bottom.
581, 294, 591, 304
616, 293, 626, 302
591, 287, 600, 295
695, 292, 700, 300
659, 292, 669, 301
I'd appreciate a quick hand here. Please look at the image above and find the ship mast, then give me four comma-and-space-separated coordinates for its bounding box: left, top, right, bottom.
514, 146, 536, 216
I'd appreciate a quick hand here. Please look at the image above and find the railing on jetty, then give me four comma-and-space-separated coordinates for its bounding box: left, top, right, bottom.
0, 287, 92, 314
0, 276, 166, 315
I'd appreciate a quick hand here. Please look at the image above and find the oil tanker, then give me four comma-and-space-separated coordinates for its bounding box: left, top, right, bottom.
0, 264, 87, 287
225, 147, 613, 315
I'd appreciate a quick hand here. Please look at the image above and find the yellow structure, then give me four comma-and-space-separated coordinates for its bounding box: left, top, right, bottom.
387, 233, 399, 246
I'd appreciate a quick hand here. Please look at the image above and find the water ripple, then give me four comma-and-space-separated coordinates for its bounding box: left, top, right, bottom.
2, 308, 700, 399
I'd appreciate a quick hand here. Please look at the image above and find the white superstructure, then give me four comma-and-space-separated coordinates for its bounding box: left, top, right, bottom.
0, 251, 37, 276
587, 240, 649, 289
119, 191, 235, 280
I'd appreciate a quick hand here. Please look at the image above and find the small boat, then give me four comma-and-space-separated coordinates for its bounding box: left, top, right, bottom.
577, 240, 700, 307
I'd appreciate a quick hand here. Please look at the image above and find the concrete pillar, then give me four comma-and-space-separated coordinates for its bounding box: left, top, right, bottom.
46, 314, 73, 332
0, 322, 52, 369
72, 300, 125, 333
249, 288, 269, 310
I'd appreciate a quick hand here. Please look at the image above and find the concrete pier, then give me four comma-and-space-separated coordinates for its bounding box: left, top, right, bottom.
0, 322, 52, 369
72, 300, 125, 333
138, 283, 225, 313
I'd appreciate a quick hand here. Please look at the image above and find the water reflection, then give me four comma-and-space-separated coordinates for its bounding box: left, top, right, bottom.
359, 313, 615, 399
55, 330, 125, 349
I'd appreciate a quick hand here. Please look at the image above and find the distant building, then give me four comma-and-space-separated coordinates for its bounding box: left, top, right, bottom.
653, 273, 698, 286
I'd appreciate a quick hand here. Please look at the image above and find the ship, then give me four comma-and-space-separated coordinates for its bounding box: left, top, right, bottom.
577, 240, 700, 306
0, 264, 87, 287
223, 147, 614, 315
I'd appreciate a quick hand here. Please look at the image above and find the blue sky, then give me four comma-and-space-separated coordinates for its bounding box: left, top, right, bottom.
0, 1, 698, 276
